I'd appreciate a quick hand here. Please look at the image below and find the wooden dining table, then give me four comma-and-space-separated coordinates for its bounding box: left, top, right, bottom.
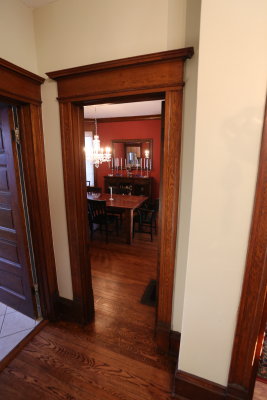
87, 193, 148, 244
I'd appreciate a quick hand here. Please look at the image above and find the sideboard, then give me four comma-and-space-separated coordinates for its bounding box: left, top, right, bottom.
104, 175, 152, 197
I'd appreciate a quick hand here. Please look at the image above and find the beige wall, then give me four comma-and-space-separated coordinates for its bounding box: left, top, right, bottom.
178, 0, 267, 386
172, 0, 201, 332
33, 0, 187, 299
41, 81, 73, 299
34, 0, 186, 74
0, 0, 38, 73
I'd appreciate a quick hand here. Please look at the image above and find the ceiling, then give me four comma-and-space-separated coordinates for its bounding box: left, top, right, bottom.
21, 0, 56, 8
84, 100, 162, 119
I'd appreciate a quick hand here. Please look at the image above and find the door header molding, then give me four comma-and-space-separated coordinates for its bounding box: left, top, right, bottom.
46, 48, 194, 103
47, 47, 194, 80
0, 58, 44, 104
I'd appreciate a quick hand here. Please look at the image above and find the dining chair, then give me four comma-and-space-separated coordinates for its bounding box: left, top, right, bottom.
143, 198, 159, 234
88, 199, 119, 242
133, 207, 157, 242
86, 185, 102, 193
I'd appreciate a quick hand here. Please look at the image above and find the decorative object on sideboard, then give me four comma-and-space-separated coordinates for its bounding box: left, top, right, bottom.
111, 138, 152, 176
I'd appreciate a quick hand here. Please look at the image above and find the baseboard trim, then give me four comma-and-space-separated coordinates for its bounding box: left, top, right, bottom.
155, 323, 181, 356
226, 383, 249, 400
174, 370, 226, 400
155, 323, 170, 352
174, 370, 250, 400
169, 330, 181, 356
55, 296, 83, 322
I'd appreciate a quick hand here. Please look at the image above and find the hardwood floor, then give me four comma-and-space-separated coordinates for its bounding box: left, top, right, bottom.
253, 380, 267, 400
0, 229, 176, 399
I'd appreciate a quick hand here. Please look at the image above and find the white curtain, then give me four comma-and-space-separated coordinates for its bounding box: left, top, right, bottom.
85, 132, 94, 186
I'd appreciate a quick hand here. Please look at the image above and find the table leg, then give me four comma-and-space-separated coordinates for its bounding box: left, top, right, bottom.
125, 209, 133, 244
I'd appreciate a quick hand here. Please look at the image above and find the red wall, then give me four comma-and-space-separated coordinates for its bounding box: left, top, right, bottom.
95, 119, 161, 198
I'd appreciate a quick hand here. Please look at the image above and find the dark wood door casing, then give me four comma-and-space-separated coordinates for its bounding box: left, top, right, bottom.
47, 48, 194, 349
0, 58, 58, 320
59, 102, 94, 320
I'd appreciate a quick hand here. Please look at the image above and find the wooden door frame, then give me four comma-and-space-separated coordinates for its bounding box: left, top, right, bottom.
0, 58, 58, 320
47, 48, 194, 350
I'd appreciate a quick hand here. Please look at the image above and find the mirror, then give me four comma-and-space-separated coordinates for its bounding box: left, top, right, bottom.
112, 139, 153, 168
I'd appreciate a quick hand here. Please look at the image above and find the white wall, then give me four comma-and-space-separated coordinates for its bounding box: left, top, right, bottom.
0, 0, 38, 73
172, 0, 201, 332
33, 0, 187, 299
178, 0, 267, 386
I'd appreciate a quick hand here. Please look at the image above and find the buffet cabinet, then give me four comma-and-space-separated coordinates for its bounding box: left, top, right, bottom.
104, 176, 152, 197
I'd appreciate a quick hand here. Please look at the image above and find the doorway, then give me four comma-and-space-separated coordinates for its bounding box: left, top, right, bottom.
0, 104, 42, 361
84, 100, 163, 355
0, 57, 58, 367
47, 47, 194, 351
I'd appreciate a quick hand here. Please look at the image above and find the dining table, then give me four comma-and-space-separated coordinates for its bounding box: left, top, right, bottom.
87, 192, 148, 244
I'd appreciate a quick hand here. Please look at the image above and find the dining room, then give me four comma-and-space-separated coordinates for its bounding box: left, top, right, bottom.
83, 100, 165, 362
84, 101, 162, 245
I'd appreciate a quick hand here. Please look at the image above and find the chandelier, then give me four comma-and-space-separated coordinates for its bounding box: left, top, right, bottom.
85, 113, 111, 168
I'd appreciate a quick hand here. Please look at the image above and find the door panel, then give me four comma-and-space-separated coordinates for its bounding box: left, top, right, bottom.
0, 106, 37, 318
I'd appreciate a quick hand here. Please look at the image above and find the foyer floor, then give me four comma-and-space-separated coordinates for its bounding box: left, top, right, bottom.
0, 302, 39, 361
0, 230, 176, 399
253, 380, 267, 400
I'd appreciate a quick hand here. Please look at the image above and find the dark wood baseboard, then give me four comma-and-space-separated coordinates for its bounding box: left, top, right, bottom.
174, 370, 226, 400
0, 320, 48, 372
169, 330, 181, 357
155, 323, 170, 352
155, 323, 181, 356
226, 384, 249, 400
174, 370, 250, 400
55, 296, 85, 322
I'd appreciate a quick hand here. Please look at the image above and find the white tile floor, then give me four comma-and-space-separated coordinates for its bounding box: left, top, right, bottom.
0, 301, 40, 361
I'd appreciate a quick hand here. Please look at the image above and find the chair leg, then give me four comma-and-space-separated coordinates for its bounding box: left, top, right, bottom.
89, 222, 94, 240
116, 218, 119, 236
105, 223, 108, 243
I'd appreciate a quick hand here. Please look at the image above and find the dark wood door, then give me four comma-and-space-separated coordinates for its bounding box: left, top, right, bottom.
0, 106, 37, 318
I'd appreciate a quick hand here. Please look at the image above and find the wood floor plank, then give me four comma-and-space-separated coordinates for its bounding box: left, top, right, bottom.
0, 230, 176, 399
